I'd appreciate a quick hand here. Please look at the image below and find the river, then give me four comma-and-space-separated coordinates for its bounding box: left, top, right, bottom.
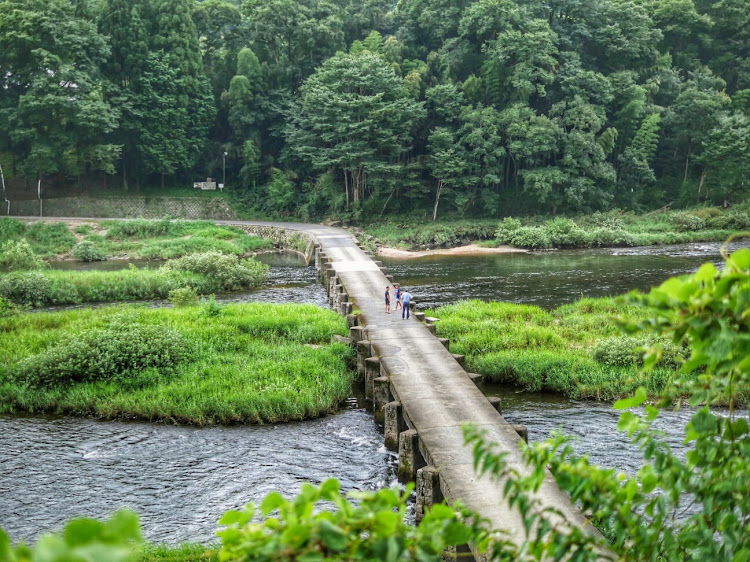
1, 240, 746, 544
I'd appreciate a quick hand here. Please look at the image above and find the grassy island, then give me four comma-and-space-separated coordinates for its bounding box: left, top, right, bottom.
0, 303, 353, 424
430, 297, 688, 401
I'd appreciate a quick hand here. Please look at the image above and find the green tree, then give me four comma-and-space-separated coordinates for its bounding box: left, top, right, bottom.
0, 0, 120, 180
285, 52, 425, 208
697, 113, 750, 203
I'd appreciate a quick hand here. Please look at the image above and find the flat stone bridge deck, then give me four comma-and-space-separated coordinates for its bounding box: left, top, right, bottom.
227, 220, 600, 556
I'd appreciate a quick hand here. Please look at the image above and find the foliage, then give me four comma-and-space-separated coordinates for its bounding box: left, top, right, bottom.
463, 247, 750, 560
0, 510, 143, 562
169, 286, 200, 307
0, 271, 51, 307
430, 298, 681, 401
23, 223, 77, 256
0, 303, 353, 424
164, 251, 268, 291
9, 319, 192, 389
72, 240, 109, 262
0, 218, 25, 244
0, 240, 47, 271
218, 479, 489, 561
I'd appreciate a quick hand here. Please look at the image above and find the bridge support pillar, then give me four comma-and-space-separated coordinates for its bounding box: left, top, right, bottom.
512, 424, 528, 444
425, 323, 437, 335
363, 356, 379, 402
488, 396, 501, 415
415, 465, 443, 524
350, 326, 365, 344
398, 429, 426, 483
357, 339, 372, 374
467, 372, 483, 386
384, 401, 405, 451
452, 353, 466, 368
346, 314, 359, 328
373, 377, 392, 424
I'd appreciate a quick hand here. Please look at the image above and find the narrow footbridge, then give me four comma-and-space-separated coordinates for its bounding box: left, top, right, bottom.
21, 216, 602, 558
226, 220, 602, 559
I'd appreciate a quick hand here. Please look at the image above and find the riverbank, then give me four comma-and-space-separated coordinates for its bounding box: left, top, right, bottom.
429, 297, 687, 401
376, 243, 526, 259
360, 206, 750, 252
0, 250, 268, 307
0, 303, 353, 424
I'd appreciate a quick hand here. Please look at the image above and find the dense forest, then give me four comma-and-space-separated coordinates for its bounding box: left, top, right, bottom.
0, 0, 748, 219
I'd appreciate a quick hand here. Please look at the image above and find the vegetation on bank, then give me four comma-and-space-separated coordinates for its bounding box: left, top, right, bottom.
430, 298, 690, 401
0, 217, 273, 262
0, 302, 352, 424
0, 250, 268, 307
361, 205, 750, 251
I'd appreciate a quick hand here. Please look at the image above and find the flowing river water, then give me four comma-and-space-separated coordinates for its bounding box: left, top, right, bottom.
1, 240, 747, 544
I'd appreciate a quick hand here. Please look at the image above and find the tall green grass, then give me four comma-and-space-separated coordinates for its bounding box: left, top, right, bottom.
0, 303, 353, 424
0, 252, 268, 307
430, 298, 683, 401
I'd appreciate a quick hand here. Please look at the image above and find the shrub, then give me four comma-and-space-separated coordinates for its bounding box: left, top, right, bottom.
0, 271, 50, 306
10, 320, 193, 388
495, 217, 522, 244
71, 240, 109, 262
585, 227, 637, 247
0, 240, 47, 270
590, 336, 644, 367
670, 211, 706, 232
164, 251, 268, 290
201, 294, 224, 317
169, 286, 200, 307
509, 226, 551, 249
543, 218, 587, 248
0, 297, 23, 318
0, 217, 25, 243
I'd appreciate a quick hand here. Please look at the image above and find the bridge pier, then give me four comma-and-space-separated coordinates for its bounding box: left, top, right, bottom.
415, 465, 443, 524
384, 401, 405, 450
398, 429, 426, 483
363, 356, 379, 401
373, 377, 392, 424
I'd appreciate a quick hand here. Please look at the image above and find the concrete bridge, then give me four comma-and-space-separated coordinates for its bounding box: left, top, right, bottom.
18, 216, 604, 559
226, 220, 604, 559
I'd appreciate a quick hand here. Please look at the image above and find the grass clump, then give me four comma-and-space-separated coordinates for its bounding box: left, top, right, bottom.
362, 220, 497, 249
164, 251, 268, 291
24, 222, 77, 256
492, 206, 749, 250
169, 286, 200, 307
139, 543, 218, 562
0, 240, 48, 270
0, 303, 354, 424
430, 298, 682, 401
0, 253, 268, 307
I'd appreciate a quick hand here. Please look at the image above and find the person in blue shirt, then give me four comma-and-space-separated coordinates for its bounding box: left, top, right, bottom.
401, 289, 412, 319
394, 284, 402, 311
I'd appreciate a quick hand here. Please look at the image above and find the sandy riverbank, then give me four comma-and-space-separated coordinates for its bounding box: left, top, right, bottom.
376, 243, 527, 259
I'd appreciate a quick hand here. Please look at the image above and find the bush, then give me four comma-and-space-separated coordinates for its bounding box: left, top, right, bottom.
590, 336, 644, 367
509, 226, 551, 249
670, 211, 706, 232
164, 251, 268, 290
543, 218, 587, 248
169, 286, 200, 307
0, 240, 47, 270
10, 319, 193, 388
0, 271, 51, 306
585, 227, 637, 247
71, 240, 109, 262
495, 217, 522, 244
0, 217, 25, 244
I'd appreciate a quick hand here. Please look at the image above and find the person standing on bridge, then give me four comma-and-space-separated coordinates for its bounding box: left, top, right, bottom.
401, 289, 412, 319
385, 286, 391, 314
394, 284, 402, 311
